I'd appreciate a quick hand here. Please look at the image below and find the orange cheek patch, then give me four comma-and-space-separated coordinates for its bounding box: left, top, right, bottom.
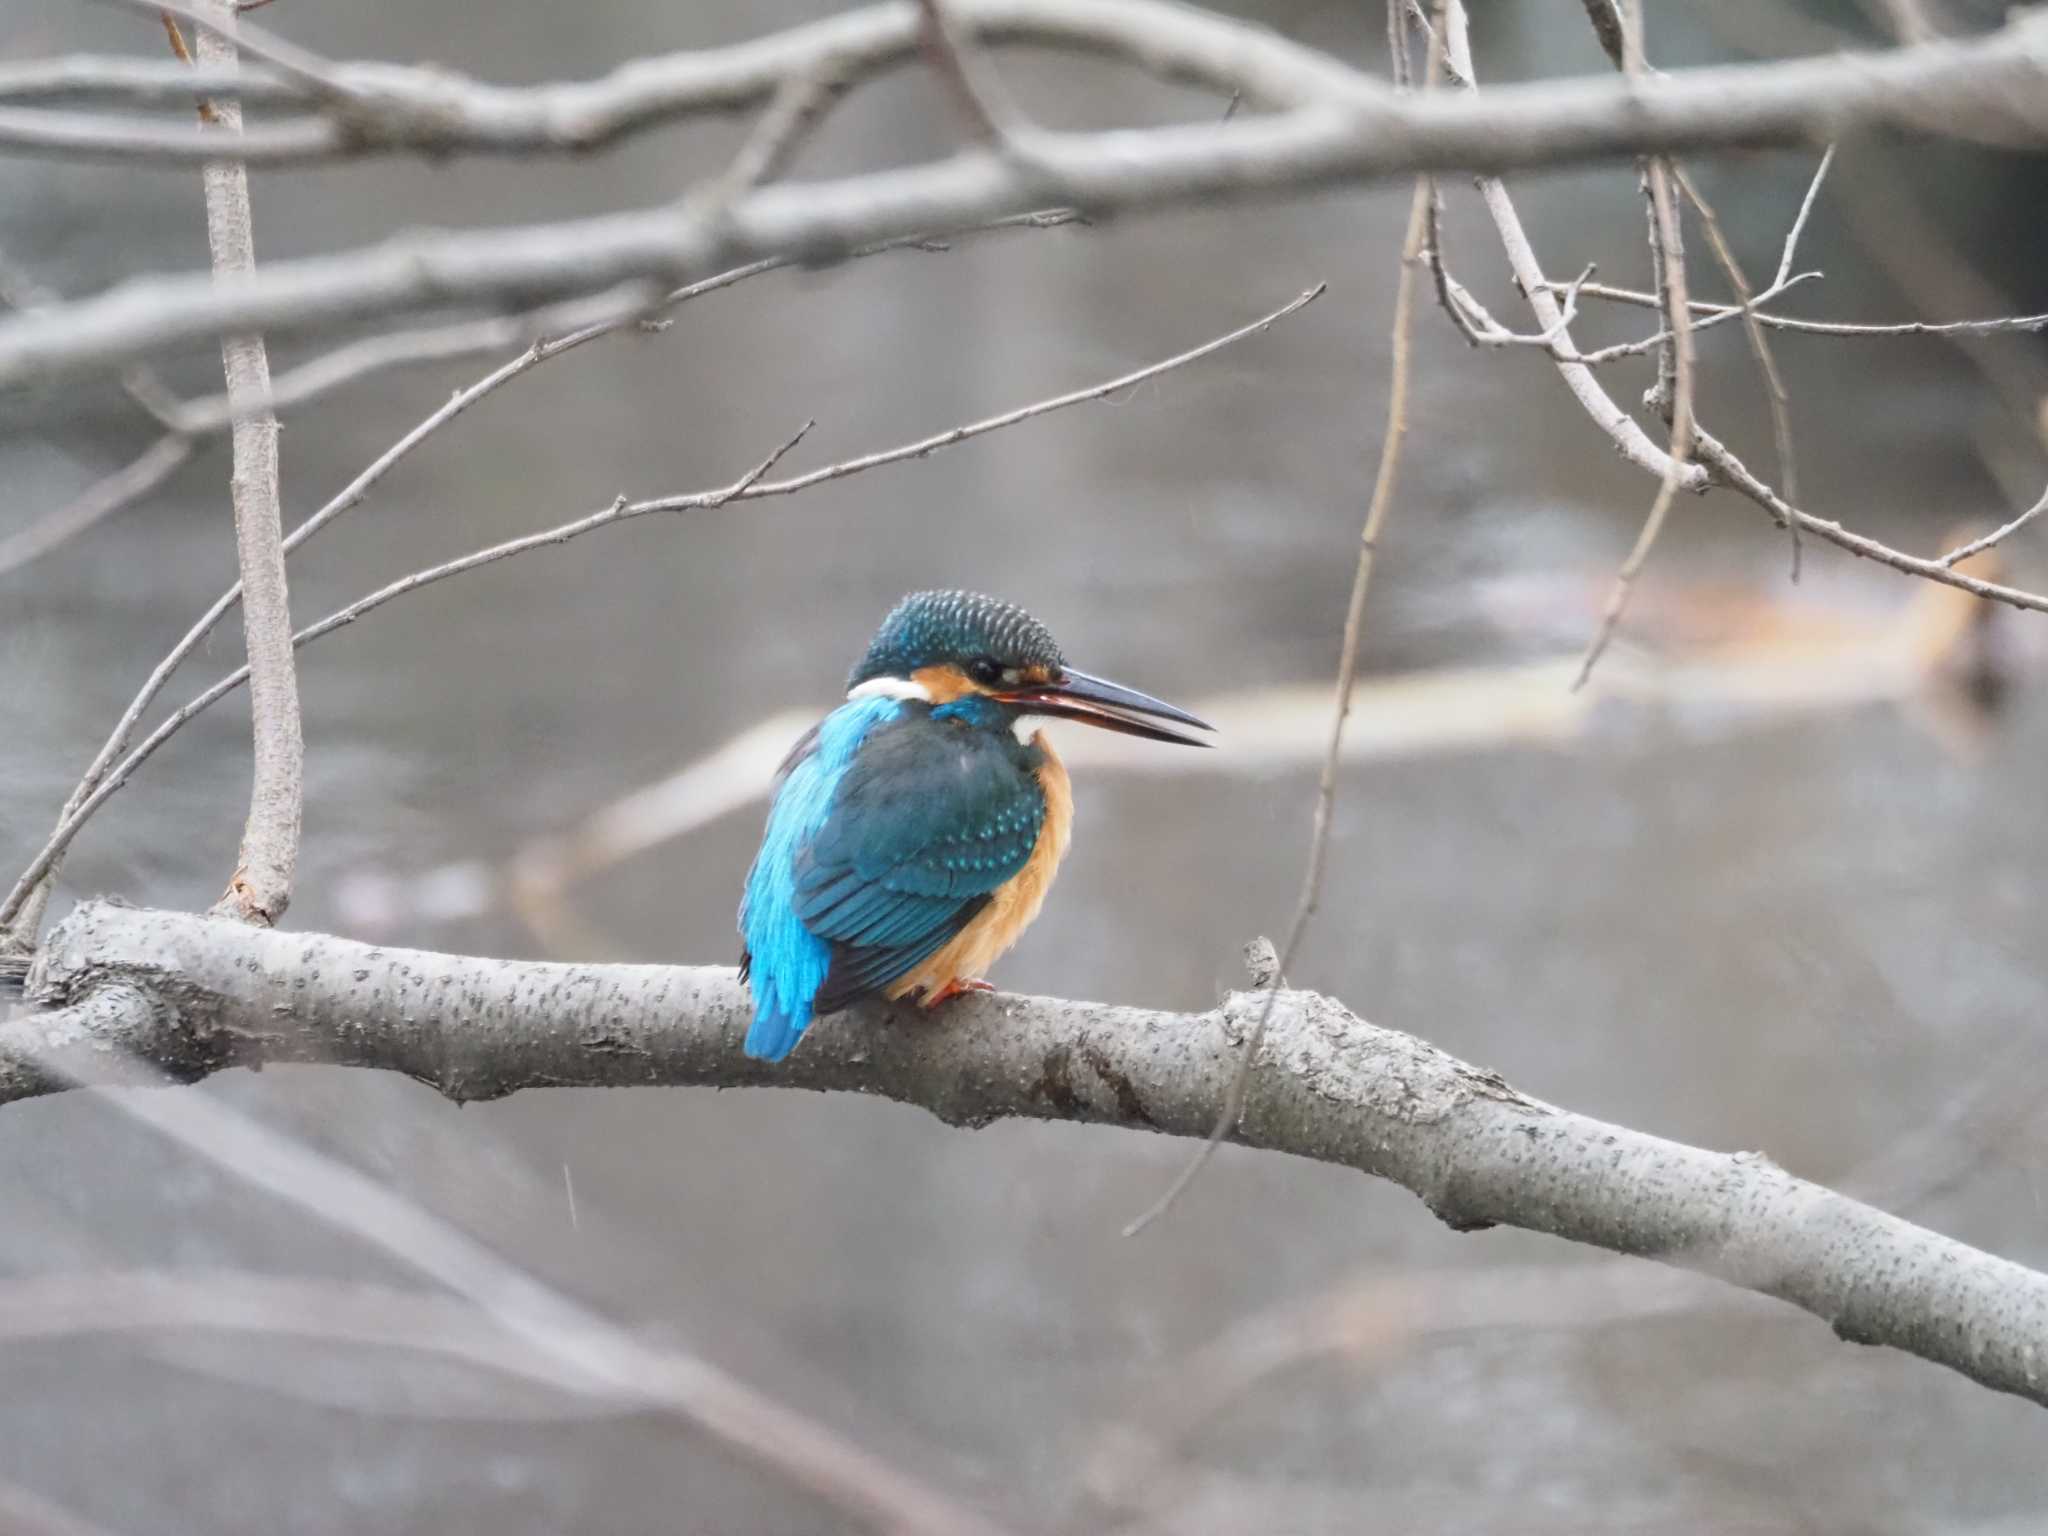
913, 663, 976, 702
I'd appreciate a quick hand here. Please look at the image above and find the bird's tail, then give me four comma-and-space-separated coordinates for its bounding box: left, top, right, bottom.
743, 998, 810, 1063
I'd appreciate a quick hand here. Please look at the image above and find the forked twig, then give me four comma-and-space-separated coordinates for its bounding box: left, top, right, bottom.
1573, 2, 1697, 690
1672, 163, 1801, 574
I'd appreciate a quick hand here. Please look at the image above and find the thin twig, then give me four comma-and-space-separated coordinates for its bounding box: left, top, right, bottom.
1574, 2, 1696, 689
1539, 276, 2048, 340
1436, 260, 1598, 350
1775, 145, 1835, 289
1673, 163, 1801, 573
175, 288, 657, 433
1124, 24, 1441, 1236
1435, 0, 1704, 492
1938, 483, 2048, 566
1567, 269, 1819, 364
0, 287, 1322, 923
1696, 429, 2048, 611
185, 0, 300, 925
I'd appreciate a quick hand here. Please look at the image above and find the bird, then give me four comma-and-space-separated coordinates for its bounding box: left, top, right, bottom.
738, 589, 1213, 1061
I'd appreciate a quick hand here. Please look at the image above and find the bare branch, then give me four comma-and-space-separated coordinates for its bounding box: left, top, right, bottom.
1567, 268, 1819, 365
1673, 165, 1801, 568
0, 434, 194, 581
1437, 0, 1705, 493
0, 286, 1320, 925
1697, 430, 2048, 613
2, 3, 2048, 384
2, 0, 2044, 169
185, 2, 299, 926
1574, 2, 1696, 687
19, 900, 2048, 1415
1774, 144, 1834, 290
1544, 276, 2048, 341
1939, 484, 2048, 566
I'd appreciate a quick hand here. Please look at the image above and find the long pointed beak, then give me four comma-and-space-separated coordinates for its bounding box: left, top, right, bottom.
996, 666, 1215, 747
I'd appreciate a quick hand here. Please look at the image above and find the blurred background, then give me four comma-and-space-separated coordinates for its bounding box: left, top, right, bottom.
4, 0, 2048, 1530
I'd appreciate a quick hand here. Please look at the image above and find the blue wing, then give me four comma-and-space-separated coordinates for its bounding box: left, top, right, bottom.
739, 696, 899, 1061
797, 717, 1045, 1017
738, 703, 1044, 1061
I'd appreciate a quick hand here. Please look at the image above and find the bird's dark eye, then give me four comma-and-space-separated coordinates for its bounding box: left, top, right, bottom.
966, 656, 1002, 686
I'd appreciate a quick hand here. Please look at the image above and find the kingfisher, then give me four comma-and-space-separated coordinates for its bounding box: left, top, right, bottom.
738, 590, 1213, 1061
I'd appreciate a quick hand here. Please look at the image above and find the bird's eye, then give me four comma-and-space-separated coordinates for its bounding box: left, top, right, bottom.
966, 657, 1002, 686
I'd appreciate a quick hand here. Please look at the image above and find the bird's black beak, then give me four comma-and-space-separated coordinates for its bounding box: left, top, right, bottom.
996, 667, 1214, 747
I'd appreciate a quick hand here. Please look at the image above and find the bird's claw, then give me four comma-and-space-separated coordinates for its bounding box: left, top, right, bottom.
921, 977, 997, 1008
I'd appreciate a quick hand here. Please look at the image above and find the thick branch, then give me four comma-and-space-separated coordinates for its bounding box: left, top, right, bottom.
191, 6, 300, 925
1, 0, 2045, 165
3, 1, 2048, 385
17, 900, 2048, 1413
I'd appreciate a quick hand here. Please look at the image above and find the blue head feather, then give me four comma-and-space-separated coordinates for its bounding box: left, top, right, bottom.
740, 694, 901, 1060
849, 590, 1062, 689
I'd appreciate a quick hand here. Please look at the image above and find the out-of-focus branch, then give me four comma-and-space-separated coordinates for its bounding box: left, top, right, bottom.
3, 0, 2045, 167
0, 1009, 1017, 1536
4, 3, 2048, 385
17, 900, 2048, 1415
914, 0, 1020, 142
0, 434, 194, 581
186, 2, 300, 926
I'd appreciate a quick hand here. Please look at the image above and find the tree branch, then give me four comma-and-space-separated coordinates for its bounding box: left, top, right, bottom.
16, 900, 2048, 1414
188, 2, 300, 925
1437, 0, 1705, 493
2, 1, 2048, 386
2, 0, 2045, 166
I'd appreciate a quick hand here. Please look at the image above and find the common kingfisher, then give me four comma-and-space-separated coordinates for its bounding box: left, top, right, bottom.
738, 590, 1213, 1061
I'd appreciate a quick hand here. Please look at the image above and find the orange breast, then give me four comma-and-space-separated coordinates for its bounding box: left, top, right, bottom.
886, 734, 1073, 1003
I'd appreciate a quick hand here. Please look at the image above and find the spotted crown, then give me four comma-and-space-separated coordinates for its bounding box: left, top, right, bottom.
849, 590, 1063, 689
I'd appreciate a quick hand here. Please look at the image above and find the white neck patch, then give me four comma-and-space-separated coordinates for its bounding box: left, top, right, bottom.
1011, 714, 1054, 745
847, 675, 932, 703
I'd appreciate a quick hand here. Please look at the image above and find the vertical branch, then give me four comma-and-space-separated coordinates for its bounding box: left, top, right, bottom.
190, 2, 302, 925
1673, 165, 1802, 572
1121, 6, 1444, 1238
1572, 0, 1696, 688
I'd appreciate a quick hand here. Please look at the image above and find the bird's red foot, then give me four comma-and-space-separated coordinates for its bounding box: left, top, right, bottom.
920, 977, 996, 1008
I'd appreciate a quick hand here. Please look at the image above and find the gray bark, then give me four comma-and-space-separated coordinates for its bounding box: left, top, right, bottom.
194, 7, 301, 926
17, 900, 2048, 1412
